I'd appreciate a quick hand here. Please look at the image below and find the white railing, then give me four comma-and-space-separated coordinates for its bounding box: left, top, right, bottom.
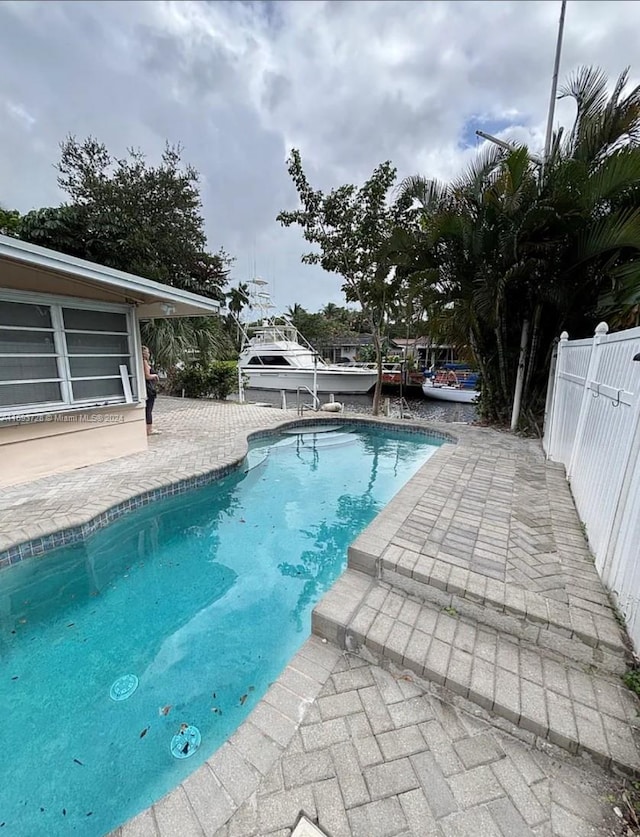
544, 322, 640, 651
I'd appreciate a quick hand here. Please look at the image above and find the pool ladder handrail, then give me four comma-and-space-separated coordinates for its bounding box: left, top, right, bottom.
296, 386, 319, 415
398, 396, 413, 419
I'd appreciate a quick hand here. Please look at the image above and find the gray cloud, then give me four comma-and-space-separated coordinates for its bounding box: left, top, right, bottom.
1, 0, 639, 313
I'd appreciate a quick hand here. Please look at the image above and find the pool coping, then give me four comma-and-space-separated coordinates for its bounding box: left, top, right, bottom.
0, 415, 456, 569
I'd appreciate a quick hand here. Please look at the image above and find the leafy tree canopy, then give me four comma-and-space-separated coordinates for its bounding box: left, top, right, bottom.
0, 207, 21, 236
277, 149, 408, 413
394, 66, 640, 430
18, 136, 231, 301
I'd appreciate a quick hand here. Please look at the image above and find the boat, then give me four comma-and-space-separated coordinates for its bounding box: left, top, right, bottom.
381, 362, 403, 386
344, 361, 403, 385
422, 364, 479, 404
237, 282, 377, 394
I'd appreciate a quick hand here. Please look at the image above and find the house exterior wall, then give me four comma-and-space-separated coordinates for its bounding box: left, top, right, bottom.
0, 405, 147, 487
0, 264, 149, 487
324, 346, 359, 363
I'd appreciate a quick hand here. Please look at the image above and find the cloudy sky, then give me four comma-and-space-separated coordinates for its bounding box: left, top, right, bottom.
1, 0, 639, 312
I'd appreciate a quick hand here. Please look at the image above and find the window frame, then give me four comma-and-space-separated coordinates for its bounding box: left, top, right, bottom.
0, 288, 141, 418
247, 355, 292, 366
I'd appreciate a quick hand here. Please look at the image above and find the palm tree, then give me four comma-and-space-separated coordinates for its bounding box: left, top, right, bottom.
226, 282, 250, 345
394, 66, 640, 429
227, 282, 250, 317
285, 303, 306, 330
140, 316, 233, 373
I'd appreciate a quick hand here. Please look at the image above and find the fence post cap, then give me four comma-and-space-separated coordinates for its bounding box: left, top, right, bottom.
595, 322, 609, 335
560, 331, 569, 341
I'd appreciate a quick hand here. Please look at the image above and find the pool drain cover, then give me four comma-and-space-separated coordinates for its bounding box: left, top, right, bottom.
109, 674, 139, 702
171, 725, 201, 759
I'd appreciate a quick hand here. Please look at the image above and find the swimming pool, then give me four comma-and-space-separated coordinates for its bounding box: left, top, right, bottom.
0, 423, 443, 836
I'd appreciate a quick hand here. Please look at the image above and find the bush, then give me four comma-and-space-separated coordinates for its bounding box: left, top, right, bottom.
170, 361, 238, 401
208, 361, 238, 400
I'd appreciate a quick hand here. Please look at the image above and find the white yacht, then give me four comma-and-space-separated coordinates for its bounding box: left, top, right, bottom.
237, 282, 377, 394
239, 322, 377, 393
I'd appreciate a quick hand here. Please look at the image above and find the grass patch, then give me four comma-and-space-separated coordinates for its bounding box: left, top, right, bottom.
623, 668, 640, 696
614, 779, 640, 834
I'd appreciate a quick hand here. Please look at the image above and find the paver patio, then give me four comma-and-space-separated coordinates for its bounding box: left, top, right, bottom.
0, 397, 637, 836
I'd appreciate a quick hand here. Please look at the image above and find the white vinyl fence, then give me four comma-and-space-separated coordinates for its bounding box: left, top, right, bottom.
544, 322, 640, 652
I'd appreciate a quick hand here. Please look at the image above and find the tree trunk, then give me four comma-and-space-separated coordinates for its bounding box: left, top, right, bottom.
510, 317, 530, 432
494, 311, 509, 405
372, 329, 383, 416
522, 303, 542, 406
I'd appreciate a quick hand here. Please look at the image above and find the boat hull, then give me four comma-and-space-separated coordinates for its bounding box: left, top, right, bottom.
242, 367, 377, 394
422, 382, 479, 403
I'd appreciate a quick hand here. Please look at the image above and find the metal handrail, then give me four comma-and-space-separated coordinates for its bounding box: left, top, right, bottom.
296, 386, 320, 415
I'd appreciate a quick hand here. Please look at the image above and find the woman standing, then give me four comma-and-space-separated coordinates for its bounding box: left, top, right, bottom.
142, 346, 160, 435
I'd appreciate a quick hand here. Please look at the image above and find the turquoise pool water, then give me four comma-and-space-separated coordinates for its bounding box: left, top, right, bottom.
0, 425, 442, 836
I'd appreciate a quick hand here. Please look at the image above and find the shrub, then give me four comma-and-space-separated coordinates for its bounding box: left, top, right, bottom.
208, 361, 238, 400
170, 364, 208, 398
170, 361, 238, 401
623, 668, 640, 696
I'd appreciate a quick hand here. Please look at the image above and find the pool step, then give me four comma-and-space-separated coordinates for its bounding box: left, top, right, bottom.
347, 543, 630, 672
282, 424, 344, 435
312, 570, 640, 777
378, 566, 627, 676
271, 431, 357, 450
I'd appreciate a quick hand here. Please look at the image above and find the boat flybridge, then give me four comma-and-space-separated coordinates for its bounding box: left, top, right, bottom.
237, 280, 377, 395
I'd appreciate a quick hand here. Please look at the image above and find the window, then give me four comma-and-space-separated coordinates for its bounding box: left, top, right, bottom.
247, 355, 291, 366
0, 295, 137, 415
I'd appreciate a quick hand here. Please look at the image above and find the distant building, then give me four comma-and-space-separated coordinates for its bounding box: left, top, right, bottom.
321, 334, 462, 368
320, 335, 375, 364
390, 337, 459, 369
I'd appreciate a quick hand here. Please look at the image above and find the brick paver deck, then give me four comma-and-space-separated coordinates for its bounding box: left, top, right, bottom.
316, 428, 640, 777
213, 640, 622, 837
0, 398, 298, 557
1, 397, 636, 835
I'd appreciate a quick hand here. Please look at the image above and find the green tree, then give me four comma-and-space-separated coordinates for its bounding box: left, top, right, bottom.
17, 205, 89, 257
0, 207, 21, 236
226, 282, 250, 347
277, 149, 406, 414
227, 282, 250, 318
140, 316, 234, 373
395, 66, 640, 429
284, 304, 331, 347
50, 135, 231, 299
16, 136, 233, 369
285, 303, 305, 325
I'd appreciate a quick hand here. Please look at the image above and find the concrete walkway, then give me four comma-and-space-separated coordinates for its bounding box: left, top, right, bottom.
0, 398, 636, 836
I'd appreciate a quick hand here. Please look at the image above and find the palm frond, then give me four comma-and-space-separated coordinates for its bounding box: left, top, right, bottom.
575, 208, 640, 263
394, 175, 449, 211
453, 142, 504, 197
140, 316, 233, 371
583, 148, 640, 207
559, 65, 609, 120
